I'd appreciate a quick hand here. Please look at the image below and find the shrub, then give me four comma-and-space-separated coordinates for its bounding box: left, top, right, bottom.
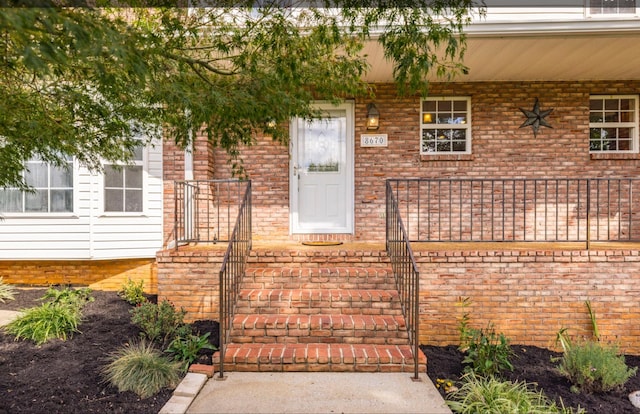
118, 279, 147, 306
459, 323, 514, 377
103, 341, 182, 399
447, 374, 585, 414
4, 302, 81, 345
0, 277, 16, 303
166, 331, 217, 371
556, 340, 637, 393
41, 286, 93, 309
130, 300, 188, 348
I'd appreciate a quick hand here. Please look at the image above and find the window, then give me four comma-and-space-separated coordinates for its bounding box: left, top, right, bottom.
103, 143, 144, 213
589, 95, 638, 153
421, 97, 471, 154
0, 157, 74, 213
589, 0, 636, 14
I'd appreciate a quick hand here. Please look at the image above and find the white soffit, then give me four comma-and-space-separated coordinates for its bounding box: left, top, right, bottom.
362, 21, 640, 82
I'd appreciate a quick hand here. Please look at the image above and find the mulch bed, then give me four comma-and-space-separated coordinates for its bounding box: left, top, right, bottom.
0, 288, 217, 414
2, 288, 640, 413
423, 343, 640, 413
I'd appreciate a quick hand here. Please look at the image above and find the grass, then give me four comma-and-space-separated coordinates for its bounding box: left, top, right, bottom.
0, 277, 16, 303
447, 374, 585, 414
4, 302, 81, 345
102, 341, 182, 399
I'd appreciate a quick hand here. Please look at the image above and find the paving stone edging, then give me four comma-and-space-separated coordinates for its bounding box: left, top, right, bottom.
159, 372, 208, 414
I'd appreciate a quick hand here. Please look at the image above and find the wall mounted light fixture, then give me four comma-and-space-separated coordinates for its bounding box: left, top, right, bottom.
366, 103, 380, 130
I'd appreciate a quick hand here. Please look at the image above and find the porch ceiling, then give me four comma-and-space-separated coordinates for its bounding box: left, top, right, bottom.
362, 30, 640, 83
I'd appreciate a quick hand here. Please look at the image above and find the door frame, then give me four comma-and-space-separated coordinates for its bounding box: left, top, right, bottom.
289, 100, 354, 234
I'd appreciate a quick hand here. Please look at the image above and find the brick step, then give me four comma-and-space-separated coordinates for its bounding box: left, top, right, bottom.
235, 289, 403, 315
247, 250, 391, 269
242, 267, 396, 289
229, 314, 409, 344
213, 343, 427, 373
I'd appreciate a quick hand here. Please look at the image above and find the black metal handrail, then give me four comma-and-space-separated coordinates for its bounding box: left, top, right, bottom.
174, 179, 248, 247
387, 178, 640, 247
385, 180, 420, 380
218, 181, 252, 379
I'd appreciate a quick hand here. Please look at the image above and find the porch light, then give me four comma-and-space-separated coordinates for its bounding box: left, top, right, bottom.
366, 103, 380, 130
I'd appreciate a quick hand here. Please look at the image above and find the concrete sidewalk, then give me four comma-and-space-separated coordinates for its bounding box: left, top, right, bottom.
163, 372, 452, 414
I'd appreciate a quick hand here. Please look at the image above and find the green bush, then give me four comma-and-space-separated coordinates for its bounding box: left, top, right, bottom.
556, 340, 637, 393
41, 286, 93, 309
459, 323, 514, 377
0, 277, 16, 303
447, 374, 585, 414
118, 279, 147, 305
166, 331, 217, 371
130, 300, 188, 348
4, 302, 82, 345
103, 341, 182, 399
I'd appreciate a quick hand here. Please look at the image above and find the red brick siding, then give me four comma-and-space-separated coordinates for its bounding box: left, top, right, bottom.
416, 248, 640, 354
156, 247, 225, 322
0, 259, 157, 293
164, 81, 640, 241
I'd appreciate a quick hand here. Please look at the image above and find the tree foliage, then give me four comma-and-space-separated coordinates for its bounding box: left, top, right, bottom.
0, 1, 482, 188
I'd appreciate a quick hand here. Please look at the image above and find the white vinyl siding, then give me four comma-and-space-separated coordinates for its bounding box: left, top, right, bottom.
0, 140, 163, 260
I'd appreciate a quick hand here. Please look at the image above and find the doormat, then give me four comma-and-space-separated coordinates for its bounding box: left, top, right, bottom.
301, 241, 343, 246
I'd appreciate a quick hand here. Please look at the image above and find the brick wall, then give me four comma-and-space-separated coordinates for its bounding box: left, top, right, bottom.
165, 80, 640, 241
0, 259, 157, 293
415, 248, 640, 354
156, 247, 226, 322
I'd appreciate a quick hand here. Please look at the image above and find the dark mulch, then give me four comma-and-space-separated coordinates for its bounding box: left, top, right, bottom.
0, 288, 219, 414
422, 344, 640, 413
3, 288, 640, 413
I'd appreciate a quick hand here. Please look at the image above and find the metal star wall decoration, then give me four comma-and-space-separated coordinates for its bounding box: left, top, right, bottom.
519, 97, 553, 137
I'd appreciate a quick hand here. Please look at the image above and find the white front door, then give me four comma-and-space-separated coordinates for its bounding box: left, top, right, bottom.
290, 102, 354, 234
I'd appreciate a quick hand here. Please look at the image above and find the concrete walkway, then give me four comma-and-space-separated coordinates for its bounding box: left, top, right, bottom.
0, 310, 22, 327
161, 372, 452, 414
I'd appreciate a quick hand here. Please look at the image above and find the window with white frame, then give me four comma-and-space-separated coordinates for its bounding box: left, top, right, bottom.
421, 97, 471, 154
103, 143, 144, 213
589, 95, 638, 153
0, 156, 74, 213
589, 0, 636, 14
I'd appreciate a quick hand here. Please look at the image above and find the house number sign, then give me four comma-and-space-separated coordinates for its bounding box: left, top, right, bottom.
360, 134, 388, 147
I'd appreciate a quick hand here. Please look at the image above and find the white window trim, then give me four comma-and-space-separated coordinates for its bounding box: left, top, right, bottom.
0, 158, 77, 218
99, 144, 149, 217
420, 96, 472, 155
589, 94, 639, 153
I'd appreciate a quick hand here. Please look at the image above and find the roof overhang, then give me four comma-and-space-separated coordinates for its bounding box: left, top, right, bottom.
362, 19, 640, 83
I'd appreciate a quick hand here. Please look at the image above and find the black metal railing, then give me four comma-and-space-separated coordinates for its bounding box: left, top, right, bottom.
218, 181, 252, 379
174, 179, 249, 247
385, 180, 420, 380
387, 178, 640, 247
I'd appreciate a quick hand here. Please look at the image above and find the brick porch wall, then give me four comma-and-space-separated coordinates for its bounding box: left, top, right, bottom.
156, 247, 225, 322
165, 80, 640, 242
416, 248, 640, 354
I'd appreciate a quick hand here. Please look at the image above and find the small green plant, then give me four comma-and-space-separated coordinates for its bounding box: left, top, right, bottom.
0, 277, 16, 303
447, 374, 585, 414
457, 298, 513, 376
166, 331, 217, 371
41, 286, 93, 309
118, 279, 147, 305
460, 323, 514, 376
130, 300, 188, 348
102, 341, 182, 399
4, 302, 81, 345
556, 340, 637, 393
